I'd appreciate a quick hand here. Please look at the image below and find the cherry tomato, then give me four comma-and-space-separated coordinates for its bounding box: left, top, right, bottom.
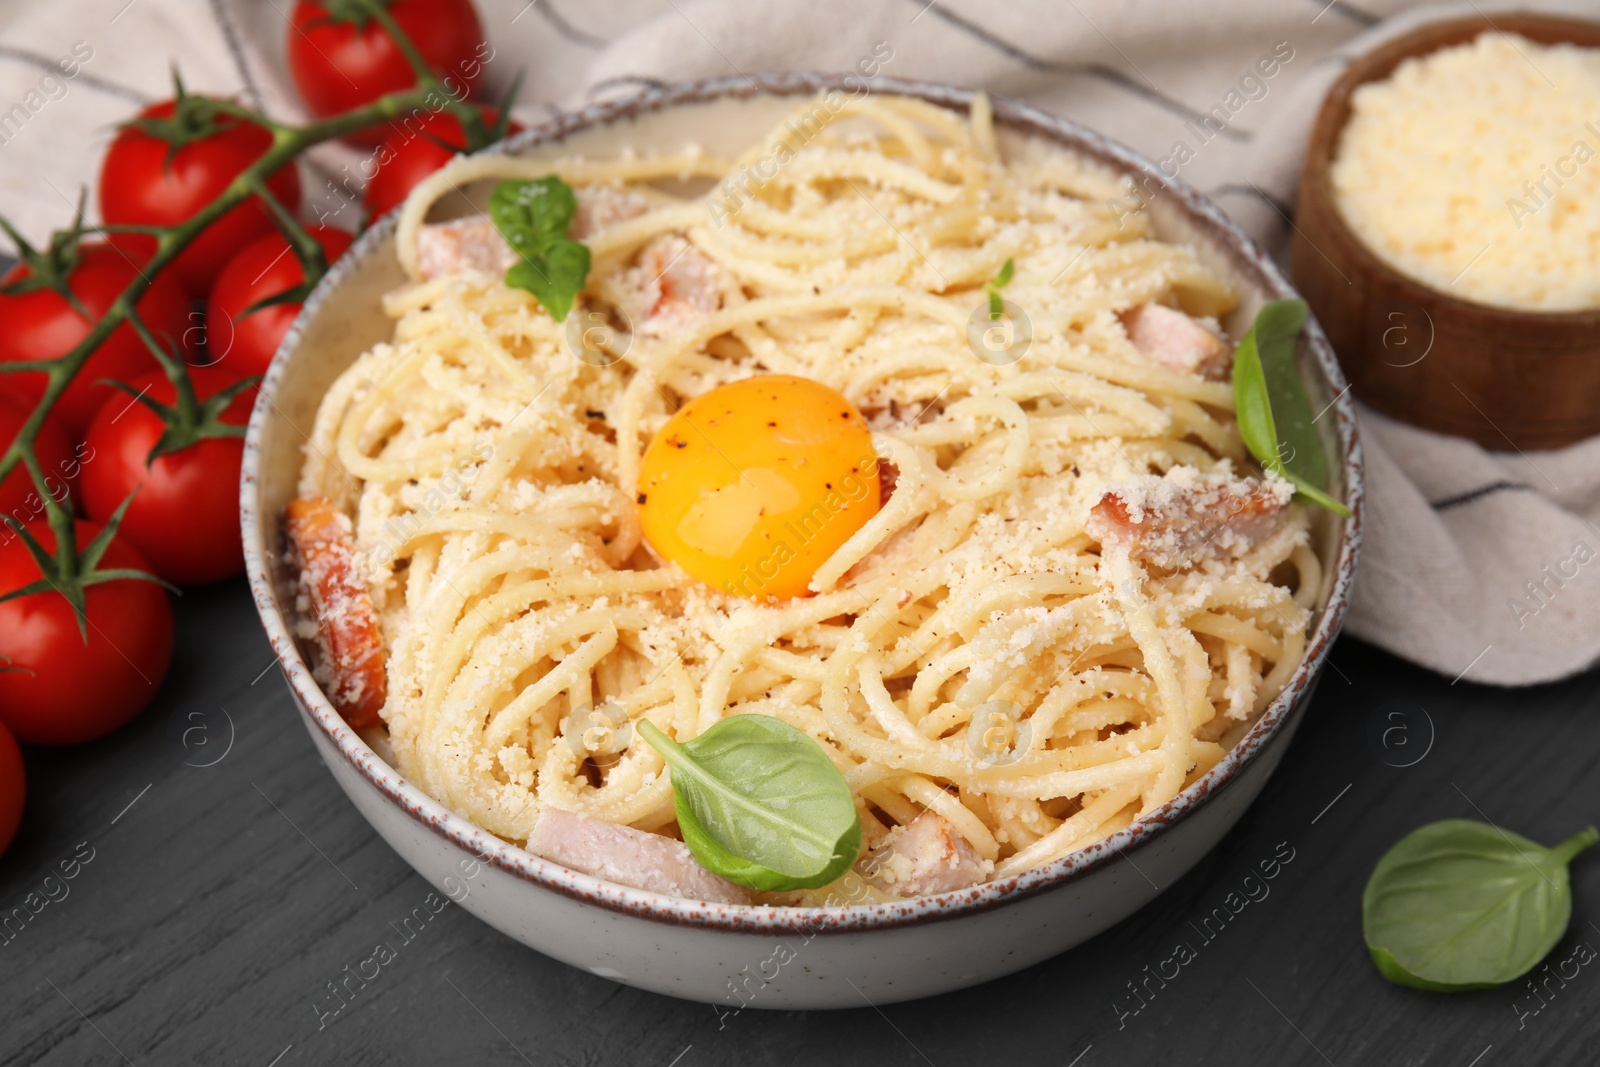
207, 226, 353, 381
80, 369, 257, 586
99, 98, 303, 297
288, 0, 488, 143
364, 106, 521, 218
0, 721, 22, 859
0, 243, 196, 436
0, 520, 174, 746
0, 393, 75, 521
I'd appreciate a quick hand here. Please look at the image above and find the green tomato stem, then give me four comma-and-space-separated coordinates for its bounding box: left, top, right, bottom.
0, 11, 502, 609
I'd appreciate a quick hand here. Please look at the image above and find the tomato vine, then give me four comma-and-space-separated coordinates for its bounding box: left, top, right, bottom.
0, 0, 514, 624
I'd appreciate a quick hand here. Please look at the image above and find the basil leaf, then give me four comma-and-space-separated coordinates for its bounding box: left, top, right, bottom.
1232, 326, 1280, 470
993, 257, 1015, 289
1254, 299, 1327, 489
489, 177, 591, 322
505, 239, 590, 323
1363, 819, 1598, 991
986, 257, 1014, 320
637, 716, 862, 892
489, 176, 577, 256
1231, 299, 1350, 516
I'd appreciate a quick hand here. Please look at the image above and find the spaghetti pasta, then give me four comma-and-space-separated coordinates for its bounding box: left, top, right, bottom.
297, 93, 1313, 905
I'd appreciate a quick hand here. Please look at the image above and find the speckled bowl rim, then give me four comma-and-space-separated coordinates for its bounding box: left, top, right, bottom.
242, 72, 1364, 935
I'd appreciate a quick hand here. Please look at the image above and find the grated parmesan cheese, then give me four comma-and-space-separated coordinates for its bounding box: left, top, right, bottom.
1331, 32, 1600, 311
295, 95, 1319, 899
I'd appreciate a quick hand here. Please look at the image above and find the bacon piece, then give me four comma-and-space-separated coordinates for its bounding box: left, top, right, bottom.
621, 235, 723, 338
1119, 304, 1231, 380
1086, 472, 1291, 570
415, 216, 519, 281
526, 807, 753, 904
285, 495, 387, 730
415, 188, 647, 282
570, 186, 648, 239
877, 459, 900, 507
862, 812, 987, 897
861, 397, 943, 432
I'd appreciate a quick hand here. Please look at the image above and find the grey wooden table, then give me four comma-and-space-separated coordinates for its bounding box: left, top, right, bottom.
4, 577, 1599, 1066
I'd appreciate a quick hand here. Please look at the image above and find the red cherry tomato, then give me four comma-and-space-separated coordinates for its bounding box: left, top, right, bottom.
80, 369, 257, 586
288, 0, 488, 144
0, 520, 174, 746
207, 226, 353, 381
0, 721, 22, 858
364, 106, 521, 218
0, 244, 196, 436
0, 393, 75, 521
99, 98, 303, 297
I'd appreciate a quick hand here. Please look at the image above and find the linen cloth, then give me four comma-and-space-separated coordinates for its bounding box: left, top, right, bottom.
0, 0, 1595, 685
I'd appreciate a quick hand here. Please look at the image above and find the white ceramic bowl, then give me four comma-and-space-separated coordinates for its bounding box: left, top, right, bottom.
242, 74, 1363, 1009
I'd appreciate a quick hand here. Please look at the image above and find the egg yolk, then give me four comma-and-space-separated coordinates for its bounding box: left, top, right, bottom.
636, 375, 882, 599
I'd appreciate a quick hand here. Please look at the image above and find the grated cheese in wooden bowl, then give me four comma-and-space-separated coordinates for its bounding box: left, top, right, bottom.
1330, 32, 1600, 312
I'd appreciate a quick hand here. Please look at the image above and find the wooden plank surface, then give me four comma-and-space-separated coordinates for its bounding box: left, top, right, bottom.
3, 577, 1599, 1066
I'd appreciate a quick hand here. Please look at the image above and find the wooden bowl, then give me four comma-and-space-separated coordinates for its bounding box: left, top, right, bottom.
1293, 12, 1600, 451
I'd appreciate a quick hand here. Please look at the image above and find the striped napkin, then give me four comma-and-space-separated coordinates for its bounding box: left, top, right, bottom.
1, 0, 1595, 684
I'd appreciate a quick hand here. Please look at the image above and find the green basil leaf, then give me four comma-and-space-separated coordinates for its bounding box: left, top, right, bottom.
1363, 819, 1598, 991
504, 238, 590, 323
1253, 299, 1327, 490
993, 256, 1014, 289
1231, 299, 1350, 517
1232, 326, 1280, 466
986, 257, 1014, 320
489, 177, 592, 322
1278, 467, 1349, 515
637, 716, 862, 892
489, 177, 577, 257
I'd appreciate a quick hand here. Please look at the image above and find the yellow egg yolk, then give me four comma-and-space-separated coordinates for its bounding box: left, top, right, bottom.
636, 375, 882, 599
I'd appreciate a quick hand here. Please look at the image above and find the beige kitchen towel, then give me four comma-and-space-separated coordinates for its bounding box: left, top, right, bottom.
0, 0, 1595, 684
